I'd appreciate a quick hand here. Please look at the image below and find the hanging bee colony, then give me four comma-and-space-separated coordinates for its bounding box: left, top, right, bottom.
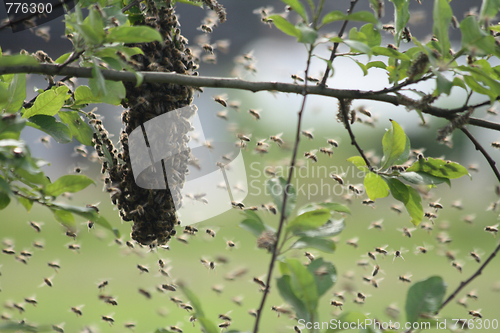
93, 0, 226, 247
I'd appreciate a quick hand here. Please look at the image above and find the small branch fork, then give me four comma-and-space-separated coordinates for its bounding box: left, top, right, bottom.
437, 241, 500, 313
461, 127, 500, 183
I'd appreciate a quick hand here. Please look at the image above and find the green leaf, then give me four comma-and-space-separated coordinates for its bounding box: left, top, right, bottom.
291, 237, 336, 253
52, 209, 76, 228
22, 86, 69, 118
0, 192, 10, 210
435, 73, 453, 96
1, 74, 26, 114
294, 219, 345, 238
285, 258, 318, 312
371, 46, 411, 61
17, 196, 33, 212
360, 23, 381, 48
347, 156, 369, 172
321, 10, 346, 25
433, 0, 452, 56
460, 16, 500, 57
480, 0, 500, 22
317, 202, 351, 214
344, 40, 372, 54
88, 78, 125, 106
345, 11, 380, 25
327, 312, 381, 333
26, 115, 72, 144
0, 113, 26, 137
405, 276, 447, 324
174, 0, 204, 7
390, 0, 410, 46
106, 26, 163, 43
276, 275, 309, 321
400, 171, 451, 186
405, 185, 423, 226
240, 219, 266, 237
364, 172, 390, 200
94, 215, 115, 234
286, 208, 331, 234
178, 283, 219, 333
367, 60, 387, 70
50, 202, 98, 221
59, 111, 94, 146
0, 55, 38, 67
406, 157, 470, 179
282, 0, 308, 22
384, 177, 409, 204
452, 77, 467, 90
74, 85, 101, 105
352, 58, 368, 76
269, 15, 299, 37
296, 23, 317, 44
381, 119, 407, 169
54, 52, 72, 65
393, 134, 411, 166
266, 177, 296, 219
306, 258, 337, 298
464, 75, 495, 100
46, 175, 95, 197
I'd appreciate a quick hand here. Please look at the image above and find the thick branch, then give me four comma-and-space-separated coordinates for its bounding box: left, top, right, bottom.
437, 241, 500, 313
2, 64, 500, 132
461, 127, 500, 183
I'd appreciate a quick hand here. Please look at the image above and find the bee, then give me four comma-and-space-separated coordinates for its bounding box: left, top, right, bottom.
385, 303, 400, 319
105, 298, 118, 306
169, 326, 183, 333
392, 248, 407, 262
98, 280, 108, 290
294, 326, 302, 333
375, 245, 389, 256
33, 241, 44, 249
357, 292, 370, 301
469, 250, 482, 263
218, 312, 232, 321
232, 296, 244, 306
357, 260, 370, 269
468, 163, 479, 172
43, 276, 53, 287
390, 204, 403, 214
348, 184, 361, 195
67, 244, 80, 252
15, 255, 28, 264
436, 232, 452, 244
456, 296, 468, 307
451, 261, 463, 273
357, 106, 372, 117
468, 309, 482, 319
248, 109, 261, 120
319, 147, 334, 157
124, 322, 136, 330
304, 150, 318, 162
219, 321, 231, 329
161, 284, 177, 292
485, 223, 499, 236
330, 300, 343, 310
415, 243, 433, 254
327, 139, 339, 147
102, 315, 115, 325
398, 227, 415, 238
200, 259, 216, 271
444, 250, 457, 261
70, 306, 83, 316
216, 110, 228, 120
29, 221, 43, 233
206, 229, 216, 238
271, 306, 292, 317
212, 95, 227, 107
65, 230, 77, 240
424, 211, 438, 223
225, 267, 248, 280
291, 74, 304, 82
199, 24, 213, 33
372, 265, 381, 277
24, 297, 37, 306
86, 221, 94, 231
179, 303, 193, 311
345, 237, 359, 248
137, 264, 149, 273
399, 275, 412, 283
51, 324, 64, 333
451, 200, 464, 210
231, 201, 245, 209
48, 261, 61, 272
12, 303, 24, 313
370, 277, 384, 288
368, 219, 383, 230
330, 173, 344, 185
429, 202, 444, 210
466, 290, 478, 300
237, 133, 251, 142
253, 277, 266, 288
170, 297, 183, 304
492, 142, 500, 149
226, 240, 236, 249
212, 284, 224, 294
367, 251, 377, 261
138, 288, 151, 299
301, 129, 314, 140
304, 252, 315, 262
74, 144, 88, 157
362, 199, 375, 206
270, 133, 284, 146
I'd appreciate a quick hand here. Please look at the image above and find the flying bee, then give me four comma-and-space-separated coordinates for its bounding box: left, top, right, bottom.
98, 280, 108, 290
270, 133, 284, 146
294, 326, 302, 333
466, 290, 478, 300
137, 264, 149, 273
256, 138, 269, 147
304, 150, 318, 162
451, 200, 463, 210
65, 230, 77, 240
469, 249, 482, 263
392, 248, 407, 262
102, 315, 115, 325
213, 95, 227, 107
231, 201, 245, 209
206, 229, 216, 238
212, 284, 224, 294
33, 241, 44, 249
456, 296, 468, 307
74, 144, 88, 157
424, 211, 438, 223
468, 309, 482, 319
24, 297, 37, 306
304, 252, 315, 262
86, 221, 94, 231
138, 288, 151, 299
51, 324, 65, 333
248, 109, 261, 120
70, 305, 83, 316
218, 312, 232, 321
162, 284, 177, 292
362, 199, 375, 207
451, 261, 463, 273
170, 297, 183, 304
327, 139, 339, 147
232, 296, 244, 306
367, 252, 377, 261
199, 24, 213, 33
368, 219, 383, 230
429, 202, 444, 211
436, 232, 453, 244
398, 227, 416, 238
253, 277, 266, 288
48, 261, 61, 272
271, 306, 292, 317
346, 237, 359, 248
291, 74, 304, 82
67, 244, 80, 252
301, 129, 314, 140
333, 291, 345, 300
29, 221, 43, 233
357, 260, 370, 269
348, 184, 361, 195
398, 274, 412, 283
200, 258, 216, 271
370, 277, 384, 288
492, 142, 500, 149
319, 147, 334, 157
124, 322, 136, 330
219, 321, 231, 329
330, 300, 343, 310
42, 276, 54, 287
216, 110, 228, 120
357, 106, 372, 117
105, 298, 118, 306
169, 326, 183, 333
237, 133, 251, 142
330, 173, 344, 185
372, 265, 381, 277
357, 292, 370, 301
485, 223, 499, 236
20, 250, 32, 258
226, 239, 236, 249
375, 245, 389, 256
390, 204, 403, 214
38, 135, 51, 148
415, 243, 433, 254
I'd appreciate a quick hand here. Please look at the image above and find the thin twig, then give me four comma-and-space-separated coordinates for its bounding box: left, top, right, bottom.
319, 0, 359, 86
252, 45, 315, 333
437, 241, 500, 312
461, 127, 500, 183
339, 99, 372, 170
2, 64, 500, 132
367, 73, 435, 95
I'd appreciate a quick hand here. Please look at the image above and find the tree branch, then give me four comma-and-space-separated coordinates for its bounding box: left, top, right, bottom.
437, 241, 500, 313
461, 127, 500, 183
2, 64, 500, 132
319, 0, 359, 86
339, 98, 372, 170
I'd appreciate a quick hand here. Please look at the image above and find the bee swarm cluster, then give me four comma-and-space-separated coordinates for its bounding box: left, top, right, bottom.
94, 0, 198, 247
